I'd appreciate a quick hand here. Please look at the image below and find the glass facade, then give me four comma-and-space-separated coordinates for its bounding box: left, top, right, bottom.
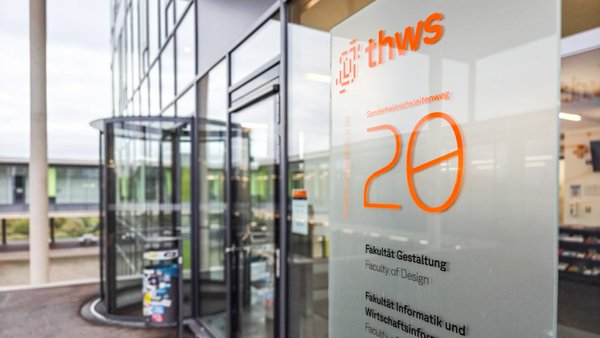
97, 0, 597, 337
0, 163, 98, 206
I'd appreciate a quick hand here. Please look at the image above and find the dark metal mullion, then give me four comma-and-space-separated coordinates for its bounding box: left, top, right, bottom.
157, 0, 163, 116
104, 121, 118, 313
172, 3, 178, 117
225, 51, 236, 337
49, 217, 55, 245
99, 131, 105, 301
190, 111, 200, 319
1, 219, 6, 245
228, 57, 280, 94
277, 2, 289, 337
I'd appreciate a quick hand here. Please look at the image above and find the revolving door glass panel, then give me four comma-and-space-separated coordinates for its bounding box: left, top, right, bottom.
101, 117, 192, 319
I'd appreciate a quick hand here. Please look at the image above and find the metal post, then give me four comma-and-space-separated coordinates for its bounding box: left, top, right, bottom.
29, 0, 50, 285
49, 217, 55, 245
1, 219, 6, 245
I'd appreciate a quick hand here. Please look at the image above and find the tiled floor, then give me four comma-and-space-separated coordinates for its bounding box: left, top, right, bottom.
0, 283, 194, 338
559, 325, 600, 338
0, 281, 599, 338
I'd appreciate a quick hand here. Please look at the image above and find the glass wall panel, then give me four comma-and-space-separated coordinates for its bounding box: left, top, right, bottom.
231, 18, 281, 84
286, 1, 374, 337
140, 78, 149, 115
175, 0, 191, 21
139, 0, 149, 72
149, 64, 160, 115
197, 60, 228, 334
0, 165, 12, 204
148, 0, 160, 61
177, 87, 195, 117
163, 0, 175, 38
162, 38, 176, 108
132, 0, 139, 86
55, 167, 99, 204
176, 8, 195, 94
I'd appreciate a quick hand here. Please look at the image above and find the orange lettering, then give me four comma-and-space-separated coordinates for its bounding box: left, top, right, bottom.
378, 30, 395, 64
423, 12, 444, 45
364, 124, 402, 210
394, 21, 423, 55
406, 112, 464, 213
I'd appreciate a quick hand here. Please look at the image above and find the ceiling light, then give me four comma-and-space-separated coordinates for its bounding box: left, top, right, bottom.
305, 73, 331, 83
559, 112, 581, 121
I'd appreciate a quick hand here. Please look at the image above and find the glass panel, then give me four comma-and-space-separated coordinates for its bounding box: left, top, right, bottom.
197, 60, 228, 335
132, 0, 139, 85
104, 118, 191, 317
176, 8, 195, 94
286, 2, 373, 336
148, 0, 160, 61
231, 18, 280, 84
163, 0, 175, 38
127, 9, 134, 101
177, 87, 195, 117
132, 91, 139, 116
140, 77, 149, 115
113, 49, 119, 115
231, 95, 277, 338
175, 0, 191, 21
163, 103, 175, 116
149, 64, 160, 115
161, 38, 176, 108
55, 167, 99, 204
287, 21, 331, 338
0, 165, 11, 204
328, 1, 558, 337
139, 0, 148, 71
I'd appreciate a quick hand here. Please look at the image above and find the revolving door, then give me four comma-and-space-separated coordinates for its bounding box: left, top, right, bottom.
88, 116, 194, 326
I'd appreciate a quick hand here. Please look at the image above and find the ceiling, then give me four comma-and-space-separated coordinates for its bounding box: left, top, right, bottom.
562, 0, 600, 37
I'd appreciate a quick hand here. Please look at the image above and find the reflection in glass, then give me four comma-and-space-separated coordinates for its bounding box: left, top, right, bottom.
102, 118, 192, 317
149, 65, 160, 115
197, 60, 228, 337
231, 19, 280, 84
161, 38, 176, 109
148, 0, 159, 61
176, 8, 196, 93
231, 95, 277, 338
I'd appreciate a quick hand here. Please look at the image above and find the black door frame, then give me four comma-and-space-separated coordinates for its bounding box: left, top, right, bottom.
192, 1, 290, 336
226, 80, 281, 338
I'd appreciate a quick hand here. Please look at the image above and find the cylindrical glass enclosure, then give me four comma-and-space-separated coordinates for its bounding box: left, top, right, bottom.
89, 116, 194, 325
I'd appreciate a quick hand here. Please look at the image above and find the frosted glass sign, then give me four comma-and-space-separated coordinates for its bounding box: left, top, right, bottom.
329, 0, 559, 337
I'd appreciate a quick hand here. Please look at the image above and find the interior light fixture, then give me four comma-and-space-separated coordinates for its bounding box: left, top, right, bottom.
305, 72, 331, 83
559, 112, 582, 121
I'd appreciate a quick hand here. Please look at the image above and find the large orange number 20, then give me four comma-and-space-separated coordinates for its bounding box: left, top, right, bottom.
363, 112, 464, 213
363, 125, 402, 210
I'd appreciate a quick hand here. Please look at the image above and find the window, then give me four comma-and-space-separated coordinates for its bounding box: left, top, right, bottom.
176, 7, 195, 93
161, 37, 175, 108
230, 18, 280, 84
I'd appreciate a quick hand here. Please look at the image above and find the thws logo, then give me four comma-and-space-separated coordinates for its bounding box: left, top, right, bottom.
335, 12, 444, 94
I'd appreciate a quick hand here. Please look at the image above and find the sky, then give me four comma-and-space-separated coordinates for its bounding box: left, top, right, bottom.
0, 0, 111, 161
